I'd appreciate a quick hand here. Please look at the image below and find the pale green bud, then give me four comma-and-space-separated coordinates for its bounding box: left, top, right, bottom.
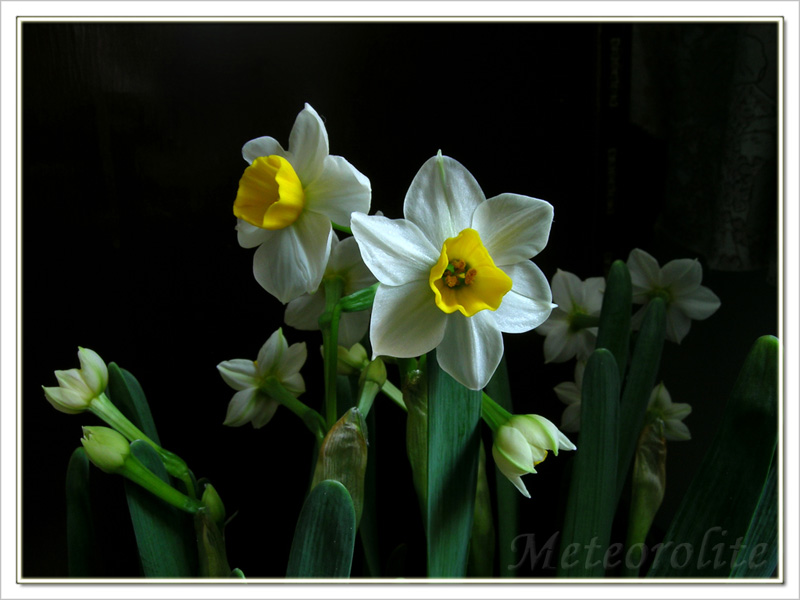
361, 358, 387, 387
336, 343, 369, 376
43, 347, 108, 414
80, 426, 130, 474
201, 483, 226, 526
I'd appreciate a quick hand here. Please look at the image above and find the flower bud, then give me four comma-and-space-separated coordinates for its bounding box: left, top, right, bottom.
43, 347, 108, 414
201, 483, 226, 526
492, 414, 576, 498
80, 426, 130, 474
336, 343, 369, 376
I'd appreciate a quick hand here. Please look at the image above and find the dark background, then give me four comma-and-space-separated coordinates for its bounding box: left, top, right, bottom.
21, 22, 778, 578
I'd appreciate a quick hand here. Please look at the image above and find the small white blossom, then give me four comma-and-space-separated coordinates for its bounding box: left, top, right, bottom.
627, 248, 721, 344
42, 347, 108, 414
535, 270, 605, 363
217, 328, 307, 428
647, 383, 692, 441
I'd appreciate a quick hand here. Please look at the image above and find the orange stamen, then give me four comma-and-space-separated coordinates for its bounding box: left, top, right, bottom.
464, 268, 477, 286
445, 274, 459, 288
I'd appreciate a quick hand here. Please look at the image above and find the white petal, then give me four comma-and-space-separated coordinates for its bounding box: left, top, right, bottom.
665, 306, 692, 343
675, 285, 721, 320
551, 269, 582, 311
351, 213, 439, 286
235, 219, 271, 249
471, 193, 554, 265
583, 277, 606, 315
252, 211, 333, 303
543, 326, 581, 363
281, 373, 306, 396
217, 359, 259, 391
534, 310, 567, 336
660, 258, 702, 294
627, 248, 660, 294
279, 342, 307, 378
43, 386, 88, 414
560, 402, 581, 432
403, 154, 485, 246
55, 369, 92, 398
288, 103, 329, 184
491, 261, 554, 333
369, 282, 447, 359
437, 311, 503, 390
664, 420, 691, 441
665, 401, 692, 421
338, 310, 371, 348
223, 388, 260, 427
257, 329, 288, 374
304, 155, 371, 226
329, 236, 377, 294
250, 399, 280, 429
284, 290, 326, 331
554, 381, 581, 406
242, 136, 286, 163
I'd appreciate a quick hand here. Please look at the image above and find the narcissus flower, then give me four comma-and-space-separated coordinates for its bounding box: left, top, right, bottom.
351, 152, 555, 390
80, 426, 130, 474
284, 235, 376, 347
492, 414, 576, 498
647, 382, 692, 441
626, 248, 721, 344
554, 360, 586, 432
234, 103, 371, 303
535, 269, 605, 363
217, 328, 307, 428
42, 347, 108, 414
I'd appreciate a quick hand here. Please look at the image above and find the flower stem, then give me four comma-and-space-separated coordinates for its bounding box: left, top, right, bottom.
121, 454, 202, 514
89, 393, 195, 497
570, 313, 601, 331
481, 392, 512, 432
381, 380, 408, 412
261, 377, 326, 444
331, 221, 352, 235
320, 276, 345, 430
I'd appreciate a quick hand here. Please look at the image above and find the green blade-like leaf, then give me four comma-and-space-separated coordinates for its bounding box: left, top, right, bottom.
468, 439, 495, 577
558, 348, 620, 577
286, 479, 356, 578
729, 451, 778, 578
616, 298, 666, 499
124, 440, 196, 577
106, 363, 161, 445
596, 260, 632, 381
647, 335, 779, 578
403, 357, 428, 523
66, 447, 96, 577
485, 355, 519, 577
426, 352, 482, 578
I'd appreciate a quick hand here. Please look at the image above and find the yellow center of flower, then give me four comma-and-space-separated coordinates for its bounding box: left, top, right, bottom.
429, 228, 512, 317
233, 155, 305, 230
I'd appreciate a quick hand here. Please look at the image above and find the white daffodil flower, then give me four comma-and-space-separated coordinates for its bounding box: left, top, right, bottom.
217, 328, 307, 428
626, 248, 721, 344
647, 382, 692, 441
492, 414, 576, 498
284, 235, 376, 347
553, 360, 586, 432
234, 103, 371, 304
43, 347, 108, 414
535, 270, 605, 363
351, 152, 555, 390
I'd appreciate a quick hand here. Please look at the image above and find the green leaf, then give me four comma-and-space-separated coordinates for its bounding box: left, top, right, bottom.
468, 439, 495, 577
426, 352, 482, 578
66, 447, 96, 577
558, 348, 620, 577
616, 298, 666, 499
647, 335, 779, 577
595, 260, 632, 381
286, 479, 357, 578
485, 355, 519, 577
622, 420, 667, 577
729, 451, 778, 578
124, 441, 196, 577
106, 362, 161, 445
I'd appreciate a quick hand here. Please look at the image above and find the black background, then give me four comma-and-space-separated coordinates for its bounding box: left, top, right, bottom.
21, 21, 778, 578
